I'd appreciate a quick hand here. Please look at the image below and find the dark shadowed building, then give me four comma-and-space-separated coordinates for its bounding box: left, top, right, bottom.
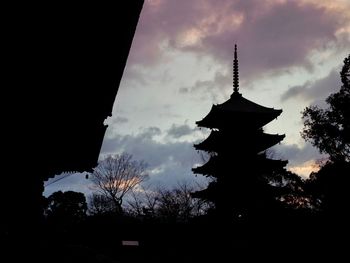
3, 1, 144, 248
192, 45, 287, 220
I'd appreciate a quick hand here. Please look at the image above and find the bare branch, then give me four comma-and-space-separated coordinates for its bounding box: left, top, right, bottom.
90, 153, 148, 213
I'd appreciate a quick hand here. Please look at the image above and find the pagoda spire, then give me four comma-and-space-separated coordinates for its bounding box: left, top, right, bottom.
233, 44, 239, 93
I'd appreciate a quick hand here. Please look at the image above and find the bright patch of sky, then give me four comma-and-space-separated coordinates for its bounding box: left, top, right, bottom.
105, 50, 223, 139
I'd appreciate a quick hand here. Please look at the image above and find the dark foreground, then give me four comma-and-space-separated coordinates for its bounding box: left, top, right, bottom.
4, 213, 348, 263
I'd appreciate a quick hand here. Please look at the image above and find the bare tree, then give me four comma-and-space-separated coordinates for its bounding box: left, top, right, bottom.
127, 182, 212, 222
127, 186, 158, 219
90, 153, 148, 214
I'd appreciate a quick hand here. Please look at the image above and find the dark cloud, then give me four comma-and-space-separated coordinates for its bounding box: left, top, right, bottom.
141, 126, 162, 137
179, 71, 231, 100
45, 132, 325, 196
122, 66, 150, 86
178, 87, 189, 94
127, 0, 201, 66
44, 125, 207, 196
199, 1, 343, 78
191, 71, 231, 92
101, 128, 206, 187
281, 68, 342, 103
280, 81, 312, 102
167, 124, 195, 138
114, 116, 128, 124
272, 142, 325, 166
129, 0, 348, 81
46, 127, 208, 195
102, 129, 197, 168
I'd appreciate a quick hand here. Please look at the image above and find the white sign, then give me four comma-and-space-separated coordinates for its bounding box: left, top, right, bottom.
122, 240, 139, 246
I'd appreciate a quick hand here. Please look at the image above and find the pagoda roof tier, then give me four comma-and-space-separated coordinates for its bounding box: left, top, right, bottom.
194, 130, 285, 153
191, 180, 278, 203
192, 155, 220, 177
191, 181, 240, 201
191, 181, 219, 200
196, 92, 282, 129
192, 155, 287, 178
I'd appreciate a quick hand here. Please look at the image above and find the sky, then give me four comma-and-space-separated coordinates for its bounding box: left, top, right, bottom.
44, 0, 350, 197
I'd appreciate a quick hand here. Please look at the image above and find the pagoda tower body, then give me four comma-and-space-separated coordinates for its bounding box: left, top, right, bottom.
192, 45, 287, 220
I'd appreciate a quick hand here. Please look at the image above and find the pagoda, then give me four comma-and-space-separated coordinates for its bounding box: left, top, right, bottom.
192, 45, 287, 220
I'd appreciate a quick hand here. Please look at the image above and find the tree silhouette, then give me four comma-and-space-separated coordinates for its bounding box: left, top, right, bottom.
90, 153, 148, 214
88, 193, 118, 216
306, 161, 349, 217
44, 191, 87, 225
127, 183, 211, 222
302, 54, 350, 219
301, 54, 350, 162
155, 183, 210, 222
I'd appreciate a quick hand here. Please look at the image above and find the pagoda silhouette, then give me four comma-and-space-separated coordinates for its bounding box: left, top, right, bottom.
192, 45, 287, 220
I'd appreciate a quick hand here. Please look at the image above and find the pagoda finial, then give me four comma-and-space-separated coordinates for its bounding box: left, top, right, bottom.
233, 44, 239, 93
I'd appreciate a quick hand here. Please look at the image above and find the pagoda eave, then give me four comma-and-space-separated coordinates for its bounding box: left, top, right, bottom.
194, 132, 286, 153
192, 167, 213, 177
196, 111, 282, 130
192, 156, 288, 178
191, 182, 218, 200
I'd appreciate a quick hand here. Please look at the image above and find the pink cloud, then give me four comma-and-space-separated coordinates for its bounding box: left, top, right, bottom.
127, 0, 349, 80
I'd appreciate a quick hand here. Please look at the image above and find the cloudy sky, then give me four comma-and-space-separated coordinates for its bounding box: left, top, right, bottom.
44, 0, 350, 197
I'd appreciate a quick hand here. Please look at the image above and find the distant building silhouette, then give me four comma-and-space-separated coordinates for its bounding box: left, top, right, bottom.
192, 45, 287, 220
